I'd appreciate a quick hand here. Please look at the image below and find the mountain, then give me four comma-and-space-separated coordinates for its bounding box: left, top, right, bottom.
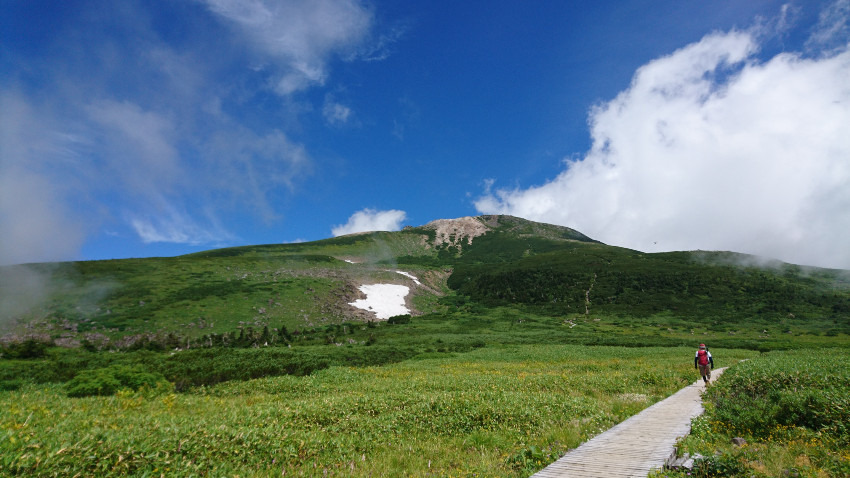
1, 215, 849, 350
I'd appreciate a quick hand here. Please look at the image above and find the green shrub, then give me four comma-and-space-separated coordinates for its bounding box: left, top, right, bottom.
690, 453, 747, 477
387, 314, 411, 324
0, 378, 24, 391
1, 339, 50, 359
161, 348, 331, 389
65, 365, 169, 398
705, 348, 850, 445
65, 368, 123, 397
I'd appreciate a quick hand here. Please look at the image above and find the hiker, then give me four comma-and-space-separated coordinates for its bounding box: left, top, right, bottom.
694, 343, 714, 384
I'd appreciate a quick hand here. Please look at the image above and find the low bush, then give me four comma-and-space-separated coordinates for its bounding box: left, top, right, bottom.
387, 314, 411, 324
706, 349, 849, 445
665, 348, 850, 478
0, 339, 50, 359
160, 348, 330, 390
65, 365, 169, 397
0, 378, 24, 392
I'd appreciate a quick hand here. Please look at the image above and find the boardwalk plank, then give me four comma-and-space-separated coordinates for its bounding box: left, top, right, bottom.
529, 368, 724, 477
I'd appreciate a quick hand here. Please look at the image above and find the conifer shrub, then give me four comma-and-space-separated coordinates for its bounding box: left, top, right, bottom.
0, 378, 23, 391
387, 314, 411, 324
0, 338, 51, 359
65, 365, 169, 397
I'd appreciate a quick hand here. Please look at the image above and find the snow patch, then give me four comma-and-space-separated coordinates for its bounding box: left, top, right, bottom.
394, 270, 420, 285
349, 284, 410, 319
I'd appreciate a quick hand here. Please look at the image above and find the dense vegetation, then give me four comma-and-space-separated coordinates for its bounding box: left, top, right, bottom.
449, 246, 850, 329
2, 346, 758, 477
1, 215, 848, 476
657, 349, 849, 477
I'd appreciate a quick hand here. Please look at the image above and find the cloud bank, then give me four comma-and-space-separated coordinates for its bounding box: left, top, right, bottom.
332, 209, 407, 236
476, 23, 850, 269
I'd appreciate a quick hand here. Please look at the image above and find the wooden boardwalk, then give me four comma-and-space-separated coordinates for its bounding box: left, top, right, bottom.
530, 368, 725, 478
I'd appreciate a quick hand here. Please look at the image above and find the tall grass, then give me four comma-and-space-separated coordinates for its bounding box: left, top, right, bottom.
1, 345, 757, 477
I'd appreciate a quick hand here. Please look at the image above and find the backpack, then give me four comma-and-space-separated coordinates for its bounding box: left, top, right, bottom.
697, 350, 709, 365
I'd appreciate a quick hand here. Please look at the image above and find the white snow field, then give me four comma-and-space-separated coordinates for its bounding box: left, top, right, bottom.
348, 284, 410, 319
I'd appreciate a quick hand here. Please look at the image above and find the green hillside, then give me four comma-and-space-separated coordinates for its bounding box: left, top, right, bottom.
2, 215, 848, 476
2, 215, 849, 351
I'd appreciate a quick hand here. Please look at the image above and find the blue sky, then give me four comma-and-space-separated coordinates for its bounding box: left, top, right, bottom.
2, 0, 849, 269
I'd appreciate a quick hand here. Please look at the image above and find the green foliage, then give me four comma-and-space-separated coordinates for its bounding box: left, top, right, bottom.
65, 365, 169, 397
2, 215, 849, 475
0, 339, 49, 359
507, 444, 561, 474
704, 349, 850, 445
64, 368, 122, 397
449, 246, 850, 327
161, 348, 330, 390
387, 314, 411, 324
667, 349, 850, 478
689, 453, 748, 477
3, 215, 848, 351
2, 345, 755, 477
0, 378, 24, 391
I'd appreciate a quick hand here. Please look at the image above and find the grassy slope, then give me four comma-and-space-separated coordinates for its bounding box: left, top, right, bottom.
3, 215, 848, 347
1, 229, 446, 340
2, 216, 849, 476
2, 345, 759, 477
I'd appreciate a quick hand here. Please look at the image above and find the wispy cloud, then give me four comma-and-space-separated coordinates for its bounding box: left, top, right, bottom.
323, 95, 353, 126
201, 127, 311, 223
0, 0, 385, 265
332, 209, 407, 236
85, 99, 181, 195
476, 15, 850, 269
130, 206, 234, 246
806, 0, 850, 52
200, 0, 374, 95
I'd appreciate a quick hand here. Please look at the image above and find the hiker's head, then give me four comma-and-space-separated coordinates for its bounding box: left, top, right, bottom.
699, 344, 706, 350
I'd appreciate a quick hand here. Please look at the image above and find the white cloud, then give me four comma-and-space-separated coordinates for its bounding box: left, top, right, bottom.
332, 208, 407, 236
201, 0, 374, 95
0, 87, 314, 258
130, 210, 232, 246
128, 199, 236, 246
806, 0, 850, 52
323, 97, 353, 125
86, 100, 181, 195
476, 26, 850, 269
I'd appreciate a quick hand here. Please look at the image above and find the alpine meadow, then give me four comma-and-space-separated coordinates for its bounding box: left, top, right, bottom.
2, 215, 849, 476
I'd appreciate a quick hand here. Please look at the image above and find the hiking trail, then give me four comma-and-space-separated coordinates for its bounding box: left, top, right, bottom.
530, 368, 725, 477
